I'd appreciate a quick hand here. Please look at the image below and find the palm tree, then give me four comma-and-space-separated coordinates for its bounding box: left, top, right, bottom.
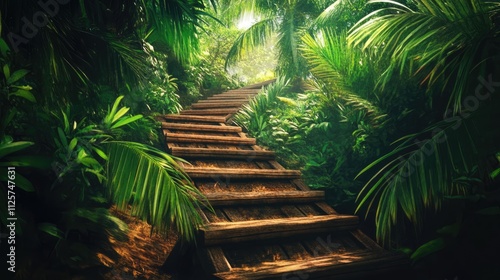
347, 0, 500, 245
224, 0, 335, 80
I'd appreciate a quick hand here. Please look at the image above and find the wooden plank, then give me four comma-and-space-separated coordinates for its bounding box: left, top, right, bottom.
184, 168, 301, 180
162, 122, 241, 133
191, 102, 246, 109
207, 247, 232, 273
351, 230, 384, 251
291, 179, 311, 191
171, 147, 275, 160
165, 133, 256, 145
180, 108, 240, 115
207, 95, 255, 100
201, 215, 359, 246
315, 202, 338, 215
164, 114, 227, 123
204, 191, 325, 206
196, 247, 232, 274
215, 251, 408, 280
197, 99, 251, 103
224, 89, 260, 93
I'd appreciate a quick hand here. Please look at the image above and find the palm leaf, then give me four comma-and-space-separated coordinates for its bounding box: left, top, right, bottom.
225, 18, 279, 69
356, 104, 500, 245
104, 141, 208, 241
348, 0, 500, 112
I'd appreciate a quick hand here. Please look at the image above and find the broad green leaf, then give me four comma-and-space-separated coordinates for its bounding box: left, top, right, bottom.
68, 138, 78, 152
0, 141, 34, 159
10, 85, 32, 91
92, 146, 109, 160
411, 238, 446, 261
490, 168, 500, 179
57, 127, 68, 148
111, 107, 130, 124
7, 69, 29, 85
78, 156, 101, 168
11, 89, 36, 103
111, 114, 143, 129
0, 38, 9, 57
3, 64, 10, 79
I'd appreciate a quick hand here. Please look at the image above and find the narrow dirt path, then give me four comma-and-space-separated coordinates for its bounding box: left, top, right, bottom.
160, 81, 408, 279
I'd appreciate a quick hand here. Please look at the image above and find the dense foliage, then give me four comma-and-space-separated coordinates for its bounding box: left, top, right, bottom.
0, 0, 226, 277
1, 0, 499, 279
234, 0, 500, 278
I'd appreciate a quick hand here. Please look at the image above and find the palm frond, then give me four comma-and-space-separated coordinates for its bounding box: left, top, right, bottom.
301, 29, 385, 126
104, 141, 207, 241
356, 104, 500, 245
348, 0, 500, 112
225, 18, 279, 69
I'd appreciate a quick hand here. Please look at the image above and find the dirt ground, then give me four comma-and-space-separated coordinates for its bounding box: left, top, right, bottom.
100, 208, 178, 280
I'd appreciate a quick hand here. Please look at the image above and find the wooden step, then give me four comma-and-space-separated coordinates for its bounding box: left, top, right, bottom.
201, 215, 359, 245
204, 191, 325, 206
164, 114, 227, 123
191, 102, 246, 109
214, 250, 408, 280
224, 89, 260, 93
165, 133, 256, 145
197, 99, 251, 103
184, 168, 301, 180
207, 95, 255, 100
162, 123, 242, 133
171, 147, 275, 160
180, 108, 240, 115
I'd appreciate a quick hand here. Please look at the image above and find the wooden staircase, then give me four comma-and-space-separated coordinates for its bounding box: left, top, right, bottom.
160, 80, 408, 279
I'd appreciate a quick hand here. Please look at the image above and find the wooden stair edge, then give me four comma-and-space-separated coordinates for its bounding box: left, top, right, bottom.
180, 109, 241, 115
184, 168, 301, 179
171, 147, 275, 160
164, 114, 228, 123
191, 103, 247, 109
202, 190, 325, 206
164, 132, 256, 145
201, 215, 359, 245
162, 122, 242, 132
214, 251, 408, 280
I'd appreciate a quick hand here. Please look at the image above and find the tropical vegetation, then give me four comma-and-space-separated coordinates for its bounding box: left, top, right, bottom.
1, 0, 499, 279
234, 0, 500, 278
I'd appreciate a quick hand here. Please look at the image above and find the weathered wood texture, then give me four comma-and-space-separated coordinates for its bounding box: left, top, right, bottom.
161, 79, 408, 279
171, 147, 275, 160
164, 133, 256, 145
183, 168, 301, 179
204, 190, 324, 206
201, 215, 359, 245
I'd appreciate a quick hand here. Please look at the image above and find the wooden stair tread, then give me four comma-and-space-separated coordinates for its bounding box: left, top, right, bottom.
207, 95, 256, 99
164, 114, 227, 123
197, 99, 252, 103
201, 215, 359, 245
214, 250, 408, 280
162, 123, 242, 132
204, 190, 325, 206
184, 167, 301, 179
165, 132, 256, 145
180, 108, 240, 115
171, 147, 275, 160
191, 102, 246, 109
